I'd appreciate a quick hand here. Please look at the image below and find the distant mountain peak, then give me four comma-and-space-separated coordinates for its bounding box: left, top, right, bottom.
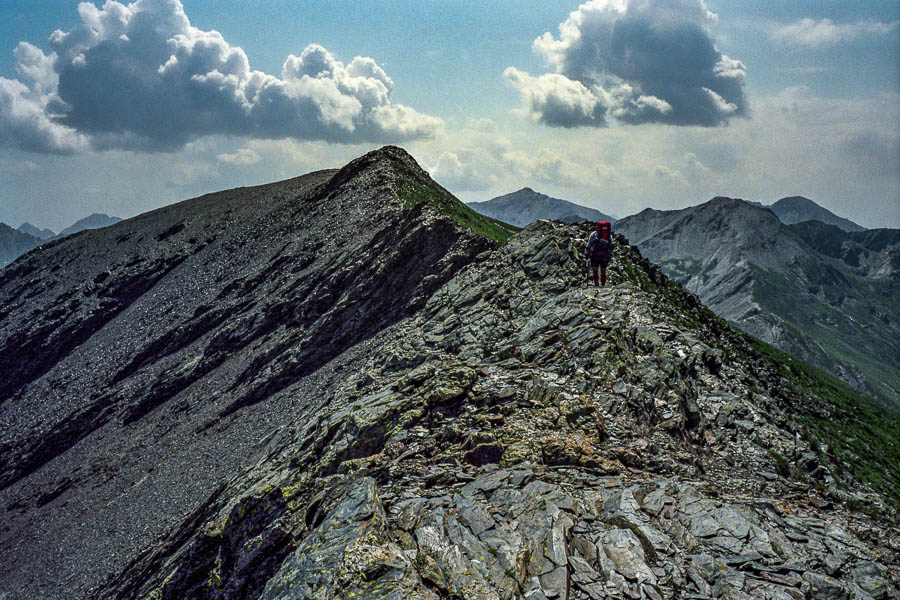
17, 222, 55, 240
769, 196, 864, 232
0, 223, 42, 268
777, 195, 816, 206
615, 198, 897, 407
468, 188, 614, 227
57, 213, 123, 238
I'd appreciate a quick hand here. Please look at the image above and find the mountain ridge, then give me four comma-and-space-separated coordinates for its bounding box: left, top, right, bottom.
56, 212, 123, 238
2, 214, 124, 268
0, 223, 41, 268
16, 222, 55, 240
0, 149, 897, 599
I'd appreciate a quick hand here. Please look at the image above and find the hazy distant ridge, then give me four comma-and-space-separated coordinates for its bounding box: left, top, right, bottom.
17, 223, 55, 240
1, 213, 123, 268
58, 213, 122, 238
0, 224, 41, 268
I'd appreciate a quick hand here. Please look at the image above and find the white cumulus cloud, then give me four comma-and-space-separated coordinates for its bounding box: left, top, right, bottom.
429, 151, 493, 191
0, 0, 441, 154
506, 0, 747, 128
503, 68, 607, 127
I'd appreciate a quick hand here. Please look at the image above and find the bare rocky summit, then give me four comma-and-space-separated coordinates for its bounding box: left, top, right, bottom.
0, 148, 897, 600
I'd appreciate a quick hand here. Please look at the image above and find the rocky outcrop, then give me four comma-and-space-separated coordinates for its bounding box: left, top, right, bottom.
1, 151, 896, 600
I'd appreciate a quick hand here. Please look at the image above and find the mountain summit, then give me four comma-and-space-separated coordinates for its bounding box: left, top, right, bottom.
16, 222, 55, 240
469, 187, 615, 227
769, 196, 865, 232
0, 149, 897, 599
56, 213, 123, 238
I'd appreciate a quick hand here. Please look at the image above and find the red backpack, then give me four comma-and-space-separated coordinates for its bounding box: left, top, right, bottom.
589, 222, 613, 260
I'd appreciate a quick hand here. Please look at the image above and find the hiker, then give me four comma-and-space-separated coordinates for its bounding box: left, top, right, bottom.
585, 221, 613, 287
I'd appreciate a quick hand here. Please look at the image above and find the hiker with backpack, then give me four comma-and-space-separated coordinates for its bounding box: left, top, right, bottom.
585, 221, 613, 287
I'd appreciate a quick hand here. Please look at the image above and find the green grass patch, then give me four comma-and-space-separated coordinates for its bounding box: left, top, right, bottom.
390, 158, 519, 245
748, 336, 900, 513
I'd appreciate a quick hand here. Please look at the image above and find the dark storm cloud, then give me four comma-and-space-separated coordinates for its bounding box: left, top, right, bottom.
0, 0, 441, 154
506, 0, 747, 128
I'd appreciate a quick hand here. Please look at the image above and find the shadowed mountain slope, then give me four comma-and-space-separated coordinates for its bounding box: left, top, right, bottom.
0, 153, 897, 600
615, 197, 899, 408
0, 146, 497, 598
789, 220, 900, 280
769, 196, 865, 232
469, 187, 615, 227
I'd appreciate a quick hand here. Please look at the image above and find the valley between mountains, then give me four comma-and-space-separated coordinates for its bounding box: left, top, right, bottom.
0, 147, 897, 600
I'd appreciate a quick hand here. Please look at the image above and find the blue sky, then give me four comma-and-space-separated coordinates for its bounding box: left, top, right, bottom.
1, 0, 897, 230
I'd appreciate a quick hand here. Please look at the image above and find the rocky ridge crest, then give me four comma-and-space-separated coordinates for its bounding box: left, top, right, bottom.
101, 223, 899, 599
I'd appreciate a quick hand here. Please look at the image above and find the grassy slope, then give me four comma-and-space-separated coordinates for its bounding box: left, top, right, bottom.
749, 339, 900, 513
390, 158, 520, 245
750, 265, 900, 409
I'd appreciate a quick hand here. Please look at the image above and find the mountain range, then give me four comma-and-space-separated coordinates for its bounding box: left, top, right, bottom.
615, 197, 899, 408
0, 147, 897, 599
468, 187, 615, 227
0, 213, 123, 268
